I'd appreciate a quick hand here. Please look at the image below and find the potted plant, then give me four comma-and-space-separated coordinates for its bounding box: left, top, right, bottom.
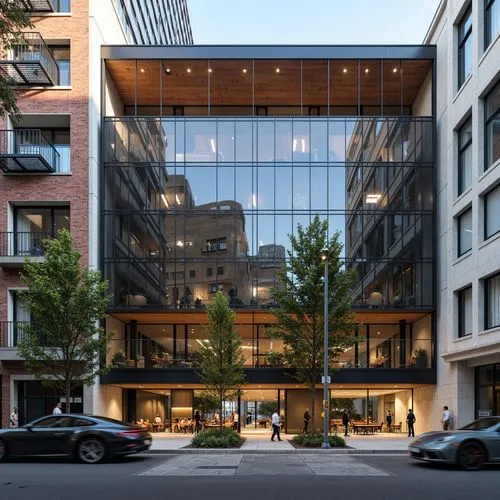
266, 351, 284, 367
414, 348, 428, 368
407, 355, 417, 368
372, 355, 387, 368
111, 350, 127, 368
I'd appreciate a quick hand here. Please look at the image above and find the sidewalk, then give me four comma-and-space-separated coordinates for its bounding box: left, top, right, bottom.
147, 432, 412, 454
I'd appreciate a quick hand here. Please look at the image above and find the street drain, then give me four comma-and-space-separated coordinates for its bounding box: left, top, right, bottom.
196, 466, 238, 470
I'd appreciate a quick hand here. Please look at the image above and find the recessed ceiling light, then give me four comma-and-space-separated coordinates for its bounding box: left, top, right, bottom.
187, 67, 191, 73
365, 68, 370, 74
208, 68, 212, 73
140, 68, 145, 73
275, 68, 280, 73
343, 68, 347, 73
393, 67, 398, 73
165, 67, 171, 74
242, 68, 247, 74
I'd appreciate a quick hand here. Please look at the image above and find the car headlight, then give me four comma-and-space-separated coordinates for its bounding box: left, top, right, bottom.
428, 435, 455, 445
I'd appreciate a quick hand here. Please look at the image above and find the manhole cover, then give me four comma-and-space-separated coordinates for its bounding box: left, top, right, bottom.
196, 466, 238, 470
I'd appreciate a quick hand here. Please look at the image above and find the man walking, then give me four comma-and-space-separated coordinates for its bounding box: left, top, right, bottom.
407, 409, 416, 437
303, 408, 311, 434
52, 402, 62, 415
342, 409, 350, 437
442, 406, 450, 430
271, 408, 283, 442
9, 407, 18, 428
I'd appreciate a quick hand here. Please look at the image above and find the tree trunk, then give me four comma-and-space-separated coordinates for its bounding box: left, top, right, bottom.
65, 380, 71, 414
311, 387, 316, 434
219, 395, 223, 433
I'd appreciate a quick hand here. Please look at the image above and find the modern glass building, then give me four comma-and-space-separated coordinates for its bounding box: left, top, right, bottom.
100, 46, 436, 433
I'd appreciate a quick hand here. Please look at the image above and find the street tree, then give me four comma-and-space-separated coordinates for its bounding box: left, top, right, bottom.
271, 215, 357, 432
18, 229, 111, 412
197, 291, 246, 432
0, 1, 33, 118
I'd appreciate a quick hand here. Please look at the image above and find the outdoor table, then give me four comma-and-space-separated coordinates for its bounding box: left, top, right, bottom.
353, 424, 378, 435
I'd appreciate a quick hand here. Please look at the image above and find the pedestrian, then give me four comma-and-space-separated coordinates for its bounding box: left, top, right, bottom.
386, 410, 392, 432
271, 408, 283, 442
407, 409, 416, 437
442, 406, 450, 431
342, 409, 350, 437
303, 408, 311, 433
233, 411, 239, 431
52, 402, 62, 415
194, 410, 202, 433
9, 407, 18, 428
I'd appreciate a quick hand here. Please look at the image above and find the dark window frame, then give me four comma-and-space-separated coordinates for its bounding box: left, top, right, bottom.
485, 0, 500, 49
458, 207, 473, 257
484, 184, 500, 240
458, 5, 473, 88
484, 272, 500, 330
458, 116, 473, 196
13, 205, 71, 236
485, 80, 500, 171
458, 286, 473, 337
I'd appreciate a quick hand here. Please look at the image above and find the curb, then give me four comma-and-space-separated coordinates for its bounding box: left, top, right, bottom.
145, 449, 408, 455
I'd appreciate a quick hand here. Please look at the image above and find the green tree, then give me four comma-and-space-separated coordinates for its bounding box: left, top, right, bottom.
258, 400, 277, 418
18, 229, 111, 413
197, 291, 246, 432
271, 215, 357, 432
0, 1, 34, 118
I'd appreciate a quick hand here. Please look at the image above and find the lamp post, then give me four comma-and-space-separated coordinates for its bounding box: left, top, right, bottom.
321, 249, 330, 449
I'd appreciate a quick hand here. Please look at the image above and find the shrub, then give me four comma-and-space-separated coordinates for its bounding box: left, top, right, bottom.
292, 433, 345, 448
191, 428, 244, 448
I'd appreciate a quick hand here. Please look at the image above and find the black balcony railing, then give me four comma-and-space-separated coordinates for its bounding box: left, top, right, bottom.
0, 129, 60, 172
0, 32, 59, 85
0, 231, 53, 257
21, 0, 55, 12
0, 321, 30, 347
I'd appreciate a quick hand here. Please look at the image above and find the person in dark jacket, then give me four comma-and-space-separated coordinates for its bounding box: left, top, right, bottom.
194, 410, 202, 433
303, 409, 311, 434
342, 410, 350, 437
407, 409, 416, 437
386, 410, 392, 432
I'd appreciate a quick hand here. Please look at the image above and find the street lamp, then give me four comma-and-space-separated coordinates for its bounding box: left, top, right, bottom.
320, 249, 330, 449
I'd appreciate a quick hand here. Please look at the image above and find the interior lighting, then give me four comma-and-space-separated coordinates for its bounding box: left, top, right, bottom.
343, 68, 347, 73
161, 193, 169, 208
242, 68, 247, 74
210, 138, 216, 153
187, 67, 191, 73
292, 138, 297, 152
366, 193, 381, 204
365, 68, 370, 74
165, 67, 171, 75
275, 68, 280, 73
176, 240, 184, 247
175, 194, 181, 205
393, 67, 398, 73
208, 68, 212, 73
140, 68, 145, 73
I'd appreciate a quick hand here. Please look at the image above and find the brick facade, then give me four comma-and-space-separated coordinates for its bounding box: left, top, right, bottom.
0, 1, 90, 427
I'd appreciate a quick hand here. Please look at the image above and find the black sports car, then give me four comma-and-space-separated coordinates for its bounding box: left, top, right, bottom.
0, 414, 152, 464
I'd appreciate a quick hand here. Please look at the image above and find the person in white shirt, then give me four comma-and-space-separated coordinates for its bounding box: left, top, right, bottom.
442, 406, 450, 430
53, 403, 63, 415
9, 407, 18, 428
271, 408, 282, 442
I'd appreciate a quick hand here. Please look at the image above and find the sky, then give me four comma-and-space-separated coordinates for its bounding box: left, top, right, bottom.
187, 0, 441, 45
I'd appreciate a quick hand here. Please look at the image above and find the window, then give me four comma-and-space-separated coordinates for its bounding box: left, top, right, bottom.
485, 0, 500, 49
206, 268, 213, 277
217, 266, 224, 276
485, 273, 500, 329
458, 6, 473, 88
50, 46, 71, 86
53, 0, 71, 12
41, 129, 71, 173
458, 286, 472, 337
485, 184, 500, 239
458, 208, 472, 256
485, 80, 500, 170
208, 283, 223, 294
189, 270, 196, 279
205, 238, 227, 252
458, 117, 472, 195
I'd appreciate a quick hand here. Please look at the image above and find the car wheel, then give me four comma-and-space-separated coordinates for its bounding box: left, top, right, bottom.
457, 442, 486, 471
0, 439, 8, 462
77, 438, 107, 464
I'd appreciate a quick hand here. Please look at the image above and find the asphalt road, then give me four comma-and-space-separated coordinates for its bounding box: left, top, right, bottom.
1, 454, 499, 500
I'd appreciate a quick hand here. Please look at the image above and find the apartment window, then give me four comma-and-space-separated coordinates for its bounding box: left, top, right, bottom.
206, 268, 213, 277
458, 208, 472, 256
484, 184, 500, 239
41, 129, 71, 173
485, 0, 500, 48
53, 0, 71, 12
458, 117, 473, 195
205, 238, 227, 252
458, 6, 473, 88
217, 266, 224, 276
458, 286, 473, 337
485, 273, 500, 329
189, 270, 195, 279
50, 46, 71, 86
485, 80, 500, 170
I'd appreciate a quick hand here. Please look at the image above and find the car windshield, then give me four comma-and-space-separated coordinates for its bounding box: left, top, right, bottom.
460, 418, 500, 431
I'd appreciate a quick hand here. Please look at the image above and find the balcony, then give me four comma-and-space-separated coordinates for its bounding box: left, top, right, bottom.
0, 321, 29, 360
21, 0, 55, 12
0, 129, 60, 173
0, 231, 52, 267
0, 32, 59, 86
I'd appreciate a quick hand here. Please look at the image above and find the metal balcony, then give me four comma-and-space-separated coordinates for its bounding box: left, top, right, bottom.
0, 129, 60, 173
21, 0, 55, 12
0, 32, 59, 86
0, 231, 53, 267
